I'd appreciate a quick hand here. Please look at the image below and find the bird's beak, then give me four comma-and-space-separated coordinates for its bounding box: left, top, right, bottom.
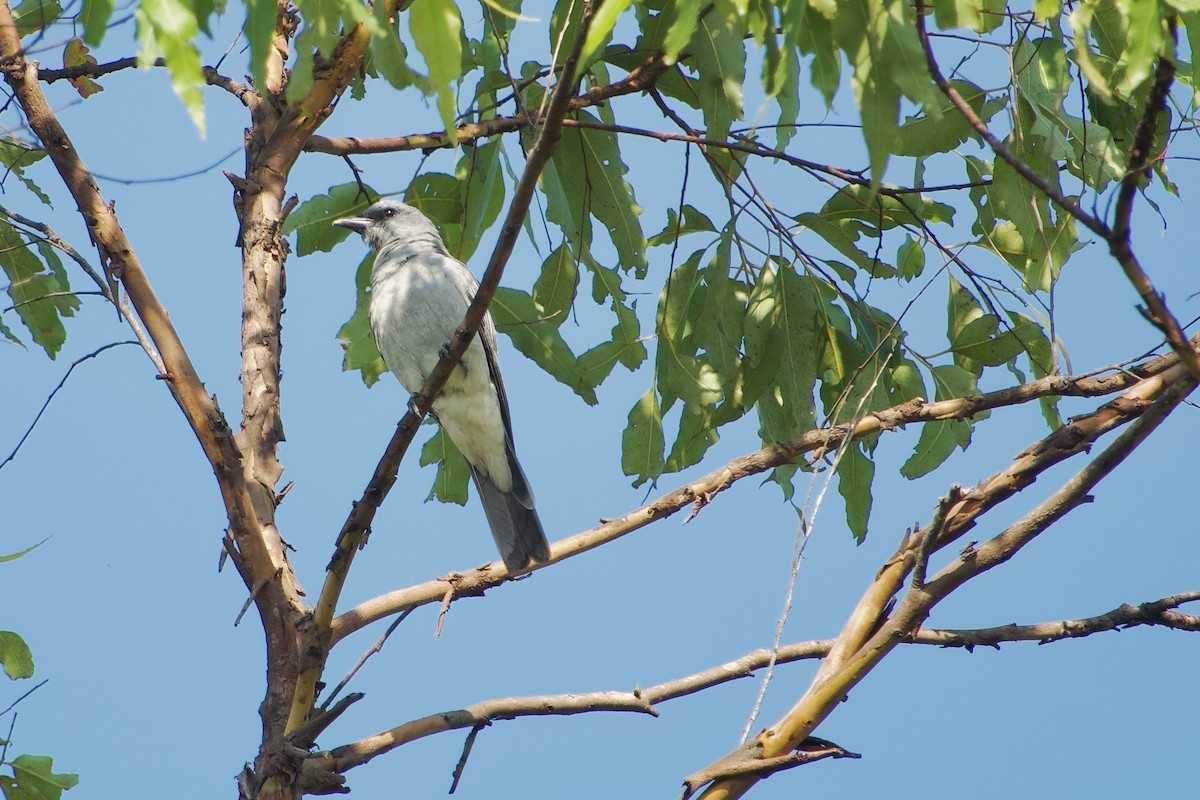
333, 216, 370, 233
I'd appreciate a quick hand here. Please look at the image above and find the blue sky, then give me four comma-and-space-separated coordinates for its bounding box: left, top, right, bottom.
2, 4, 1198, 799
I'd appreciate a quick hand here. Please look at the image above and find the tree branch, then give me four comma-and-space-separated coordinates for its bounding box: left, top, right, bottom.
0, 1, 295, 608
694, 370, 1197, 800
330, 344, 1196, 643
302, 53, 669, 156
301, 589, 1198, 786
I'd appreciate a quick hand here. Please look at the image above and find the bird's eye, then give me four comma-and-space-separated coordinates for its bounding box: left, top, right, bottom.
382, 208, 396, 218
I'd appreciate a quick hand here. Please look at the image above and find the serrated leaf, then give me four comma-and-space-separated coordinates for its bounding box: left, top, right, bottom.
420, 427, 469, 505
622, 389, 665, 486
410, 0, 463, 142
0, 632, 34, 680
283, 183, 378, 256
337, 254, 388, 387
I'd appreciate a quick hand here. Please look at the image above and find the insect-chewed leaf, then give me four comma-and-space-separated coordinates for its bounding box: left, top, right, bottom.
64, 38, 103, 98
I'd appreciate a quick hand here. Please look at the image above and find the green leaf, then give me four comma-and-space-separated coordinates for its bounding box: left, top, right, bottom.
404, 173, 464, 254
490, 288, 598, 404
77, 0, 111, 45
370, 0, 417, 91
897, 235, 925, 281
900, 364, 977, 478
750, 265, 822, 443
337, 254, 388, 387
420, 427, 469, 505
0, 539, 46, 562
836, 441, 875, 542
581, 0, 633, 66
6, 755, 78, 800
685, 12, 745, 141
542, 110, 646, 275
409, 0, 464, 142
13, 0, 63, 36
0, 219, 78, 358
458, 141, 505, 262
893, 80, 1005, 157
283, 183, 378, 256
0, 632, 34, 680
242, 0, 275, 91
0, 138, 50, 206
933, 0, 1005, 32
531, 245, 578, 326
622, 389, 665, 486
135, 0, 208, 132
1114, 0, 1165, 96
661, 0, 702, 63
647, 205, 716, 247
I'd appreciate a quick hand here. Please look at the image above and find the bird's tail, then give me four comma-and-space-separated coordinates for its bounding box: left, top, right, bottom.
472, 469, 550, 573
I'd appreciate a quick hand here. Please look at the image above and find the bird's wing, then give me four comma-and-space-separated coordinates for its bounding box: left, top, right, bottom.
444, 254, 517, 443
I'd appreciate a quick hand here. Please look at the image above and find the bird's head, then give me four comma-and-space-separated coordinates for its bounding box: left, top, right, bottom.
333, 200, 442, 252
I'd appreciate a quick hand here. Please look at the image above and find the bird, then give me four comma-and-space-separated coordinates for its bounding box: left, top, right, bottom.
333, 200, 551, 573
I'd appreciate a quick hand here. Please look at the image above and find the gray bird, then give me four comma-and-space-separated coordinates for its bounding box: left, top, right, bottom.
334, 200, 551, 573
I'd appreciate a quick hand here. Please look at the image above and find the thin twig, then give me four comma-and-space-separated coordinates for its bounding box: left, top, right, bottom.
320, 607, 414, 712
0, 340, 137, 471
448, 723, 486, 794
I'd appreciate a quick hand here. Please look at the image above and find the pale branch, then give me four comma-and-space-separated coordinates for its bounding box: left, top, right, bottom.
302, 589, 1198, 784
912, 591, 1200, 647
694, 373, 1197, 800
295, 0, 602, 740
330, 344, 1196, 643
318, 691, 659, 776
680, 741, 860, 800
915, 1, 1200, 386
